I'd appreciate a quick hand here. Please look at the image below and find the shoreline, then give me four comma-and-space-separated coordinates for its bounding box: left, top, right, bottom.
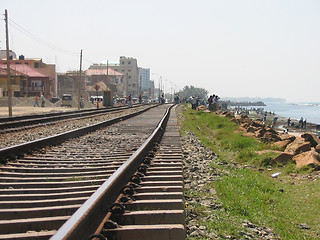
242, 110, 319, 137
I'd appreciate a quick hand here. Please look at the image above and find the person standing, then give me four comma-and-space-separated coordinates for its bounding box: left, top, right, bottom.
41, 94, 45, 107
34, 95, 39, 107
127, 94, 132, 107
287, 117, 291, 127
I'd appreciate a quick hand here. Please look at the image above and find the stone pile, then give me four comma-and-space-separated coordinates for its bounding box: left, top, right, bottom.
224, 113, 320, 169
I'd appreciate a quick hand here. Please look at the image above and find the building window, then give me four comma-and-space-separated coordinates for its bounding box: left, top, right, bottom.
132, 84, 135, 87
122, 61, 125, 65
128, 76, 131, 79
128, 61, 131, 64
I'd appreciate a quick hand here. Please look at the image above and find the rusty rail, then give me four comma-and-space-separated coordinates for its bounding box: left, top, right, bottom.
0, 105, 156, 162
50, 105, 172, 240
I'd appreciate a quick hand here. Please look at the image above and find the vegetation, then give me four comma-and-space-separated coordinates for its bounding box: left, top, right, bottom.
181, 105, 319, 239
176, 85, 208, 99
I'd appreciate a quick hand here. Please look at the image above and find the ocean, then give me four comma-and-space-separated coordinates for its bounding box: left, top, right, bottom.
263, 101, 320, 125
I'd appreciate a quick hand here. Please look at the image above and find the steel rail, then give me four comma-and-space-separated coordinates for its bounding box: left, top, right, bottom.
0, 104, 153, 130
50, 105, 173, 240
0, 105, 157, 163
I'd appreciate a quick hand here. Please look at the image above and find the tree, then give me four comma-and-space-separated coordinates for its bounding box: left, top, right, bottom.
176, 85, 208, 100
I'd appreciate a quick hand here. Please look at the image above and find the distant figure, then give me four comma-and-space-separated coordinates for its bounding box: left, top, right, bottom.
34, 95, 39, 107
303, 119, 307, 129
287, 117, 291, 127
272, 116, 278, 128
264, 112, 267, 121
128, 94, 132, 107
208, 95, 213, 111
191, 96, 197, 110
139, 94, 142, 104
41, 94, 45, 108
299, 117, 303, 128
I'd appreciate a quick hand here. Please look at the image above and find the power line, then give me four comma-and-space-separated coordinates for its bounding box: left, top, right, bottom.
8, 18, 79, 56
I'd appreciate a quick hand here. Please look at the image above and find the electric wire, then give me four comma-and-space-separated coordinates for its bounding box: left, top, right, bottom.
8, 18, 79, 56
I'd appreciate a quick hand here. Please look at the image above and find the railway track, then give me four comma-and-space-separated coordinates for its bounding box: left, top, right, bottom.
0, 104, 185, 240
0, 105, 155, 150
0, 104, 149, 133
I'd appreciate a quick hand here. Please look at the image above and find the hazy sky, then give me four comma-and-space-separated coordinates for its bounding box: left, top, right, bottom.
1, 0, 319, 102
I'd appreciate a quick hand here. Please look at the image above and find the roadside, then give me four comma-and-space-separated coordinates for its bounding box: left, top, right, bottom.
177, 105, 319, 239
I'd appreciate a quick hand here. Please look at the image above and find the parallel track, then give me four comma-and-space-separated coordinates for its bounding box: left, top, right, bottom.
0, 104, 185, 240
0, 104, 149, 133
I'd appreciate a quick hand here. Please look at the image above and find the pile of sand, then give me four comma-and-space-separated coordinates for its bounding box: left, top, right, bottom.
0, 97, 22, 107
14, 97, 55, 107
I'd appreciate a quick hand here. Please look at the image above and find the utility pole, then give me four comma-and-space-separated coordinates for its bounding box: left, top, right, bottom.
5, 9, 12, 117
78, 50, 82, 110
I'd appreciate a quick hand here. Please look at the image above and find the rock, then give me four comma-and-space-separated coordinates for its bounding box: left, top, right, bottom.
243, 132, 256, 138
254, 128, 266, 138
315, 144, 320, 154
293, 150, 320, 169
234, 126, 247, 132
297, 223, 310, 230
285, 137, 311, 155
261, 131, 281, 142
251, 120, 264, 128
274, 139, 292, 149
280, 134, 296, 143
271, 152, 294, 165
230, 117, 239, 124
225, 112, 234, 118
301, 132, 320, 147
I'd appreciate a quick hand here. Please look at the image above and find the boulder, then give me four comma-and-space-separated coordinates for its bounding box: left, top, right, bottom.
271, 152, 294, 166
280, 134, 296, 143
274, 139, 292, 149
251, 120, 264, 128
261, 131, 281, 142
247, 126, 257, 133
255, 128, 266, 138
315, 144, 320, 154
293, 150, 320, 169
234, 126, 247, 132
243, 132, 256, 138
285, 137, 311, 155
230, 117, 239, 124
301, 132, 320, 148
225, 112, 235, 118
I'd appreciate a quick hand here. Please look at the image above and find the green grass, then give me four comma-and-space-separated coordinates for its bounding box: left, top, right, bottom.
215, 168, 319, 239
180, 105, 320, 239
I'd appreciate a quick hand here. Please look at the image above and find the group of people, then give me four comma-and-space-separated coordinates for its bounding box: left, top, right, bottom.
187, 94, 220, 111
34, 94, 45, 107
208, 94, 220, 111
287, 117, 307, 129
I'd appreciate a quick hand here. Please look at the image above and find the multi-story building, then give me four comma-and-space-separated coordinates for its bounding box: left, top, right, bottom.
0, 53, 57, 98
109, 56, 139, 97
138, 67, 154, 97
0, 63, 50, 98
85, 64, 124, 97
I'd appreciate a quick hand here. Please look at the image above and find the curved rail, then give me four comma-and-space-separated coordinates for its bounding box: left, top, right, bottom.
51, 106, 173, 240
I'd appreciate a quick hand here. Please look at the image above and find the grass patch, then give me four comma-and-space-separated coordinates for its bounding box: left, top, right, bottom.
180, 105, 320, 239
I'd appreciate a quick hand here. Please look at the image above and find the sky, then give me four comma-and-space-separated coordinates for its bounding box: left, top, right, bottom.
1, 0, 320, 102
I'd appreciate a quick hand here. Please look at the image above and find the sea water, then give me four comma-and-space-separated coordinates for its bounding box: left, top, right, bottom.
263, 101, 320, 125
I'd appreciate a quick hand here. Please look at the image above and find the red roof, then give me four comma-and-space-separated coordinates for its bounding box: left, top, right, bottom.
86, 68, 123, 76
0, 67, 24, 76
0, 64, 49, 78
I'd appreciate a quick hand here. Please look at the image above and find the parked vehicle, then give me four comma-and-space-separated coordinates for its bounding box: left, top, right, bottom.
61, 94, 72, 107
